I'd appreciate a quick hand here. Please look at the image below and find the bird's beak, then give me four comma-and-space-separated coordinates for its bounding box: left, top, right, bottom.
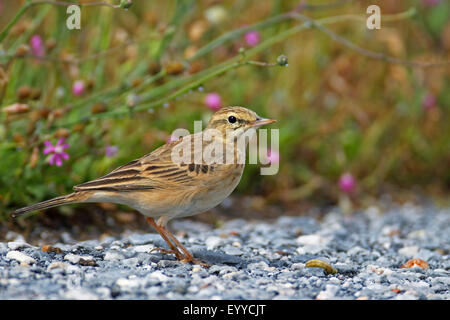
248, 117, 277, 127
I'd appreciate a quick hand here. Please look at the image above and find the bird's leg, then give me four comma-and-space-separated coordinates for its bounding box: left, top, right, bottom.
158, 223, 211, 268
146, 217, 184, 261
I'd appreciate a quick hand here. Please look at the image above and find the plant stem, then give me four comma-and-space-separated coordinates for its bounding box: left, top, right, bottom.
0, 0, 32, 43
55, 8, 423, 128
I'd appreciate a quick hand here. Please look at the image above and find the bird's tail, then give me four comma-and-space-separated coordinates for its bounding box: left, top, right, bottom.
10, 193, 79, 218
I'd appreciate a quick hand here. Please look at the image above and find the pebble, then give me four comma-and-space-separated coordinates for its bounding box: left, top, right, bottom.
0, 203, 448, 300
64, 253, 94, 264
103, 251, 125, 261
6, 251, 36, 265
398, 246, 420, 257
7, 241, 33, 250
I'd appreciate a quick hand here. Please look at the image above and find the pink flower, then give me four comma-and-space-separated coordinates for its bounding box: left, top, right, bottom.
72, 80, 85, 96
338, 173, 356, 194
105, 145, 118, 158
30, 35, 45, 57
204, 92, 222, 111
244, 31, 261, 47
422, 92, 436, 111
267, 149, 280, 164
43, 138, 70, 167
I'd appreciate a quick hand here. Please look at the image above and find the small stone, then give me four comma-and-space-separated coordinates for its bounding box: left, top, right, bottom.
296, 234, 329, 246
41, 245, 63, 254
398, 246, 420, 257
48, 261, 70, 271
103, 251, 125, 261
65, 288, 98, 300
316, 284, 339, 300
148, 271, 169, 282
401, 258, 429, 269
222, 246, 243, 256
128, 233, 161, 245
205, 236, 223, 250
116, 278, 141, 291
133, 244, 154, 253
64, 253, 94, 264
7, 241, 32, 250
6, 251, 36, 265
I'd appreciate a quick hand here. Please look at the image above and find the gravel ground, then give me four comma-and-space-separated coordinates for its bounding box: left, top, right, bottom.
0, 203, 449, 300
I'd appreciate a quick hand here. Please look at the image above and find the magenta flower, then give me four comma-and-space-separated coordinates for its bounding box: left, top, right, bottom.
30, 35, 45, 57
72, 80, 85, 96
43, 138, 70, 167
267, 148, 280, 164
422, 92, 436, 111
105, 145, 118, 158
244, 31, 261, 47
338, 173, 356, 194
204, 92, 222, 111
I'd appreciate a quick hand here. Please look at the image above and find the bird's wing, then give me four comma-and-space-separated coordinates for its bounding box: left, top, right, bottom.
74, 134, 213, 192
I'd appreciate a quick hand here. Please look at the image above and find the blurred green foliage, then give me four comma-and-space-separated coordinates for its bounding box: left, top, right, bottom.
0, 0, 449, 219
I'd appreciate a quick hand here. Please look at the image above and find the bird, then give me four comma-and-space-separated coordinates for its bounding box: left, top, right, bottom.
11, 106, 276, 266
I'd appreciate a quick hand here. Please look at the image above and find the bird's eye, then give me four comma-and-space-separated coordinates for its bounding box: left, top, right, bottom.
228, 115, 237, 124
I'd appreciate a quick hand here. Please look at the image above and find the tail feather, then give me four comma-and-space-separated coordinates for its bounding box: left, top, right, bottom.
11, 193, 78, 218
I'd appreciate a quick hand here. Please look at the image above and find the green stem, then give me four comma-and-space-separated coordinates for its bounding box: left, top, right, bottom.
56, 9, 418, 127
0, 0, 32, 43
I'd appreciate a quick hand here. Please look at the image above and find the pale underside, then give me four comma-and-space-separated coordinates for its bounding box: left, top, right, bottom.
73, 133, 245, 222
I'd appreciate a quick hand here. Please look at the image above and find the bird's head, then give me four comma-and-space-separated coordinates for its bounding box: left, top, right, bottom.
205, 106, 276, 137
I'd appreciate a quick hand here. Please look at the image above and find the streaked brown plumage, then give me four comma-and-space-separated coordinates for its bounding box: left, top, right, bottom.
11, 106, 276, 266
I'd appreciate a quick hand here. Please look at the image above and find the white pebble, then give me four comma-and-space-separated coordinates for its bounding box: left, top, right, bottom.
316, 284, 339, 300
6, 251, 36, 265
296, 234, 328, 245
65, 288, 98, 300
103, 251, 125, 261
116, 278, 141, 290
205, 236, 222, 250
133, 244, 154, 253
48, 261, 69, 271
64, 253, 94, 264
7, 241, 33, 250
148, 271, 169, 282
398, 246, 419, 257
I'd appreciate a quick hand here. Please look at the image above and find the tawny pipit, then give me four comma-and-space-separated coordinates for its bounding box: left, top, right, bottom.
11, 107, 276, 266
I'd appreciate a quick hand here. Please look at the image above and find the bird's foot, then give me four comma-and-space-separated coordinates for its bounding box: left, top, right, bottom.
180, 255, 211, 268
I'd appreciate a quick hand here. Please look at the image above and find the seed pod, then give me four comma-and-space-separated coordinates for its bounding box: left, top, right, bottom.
31, 88, 41, 100
86, 79, 95, 91
15, 44, 30, 57
29, 147, 39, 169
2, 103, 30, 115
165, 61, 185, 75
53, 128, 70, 139
50, 109, 64, 119
45, 38, 57, 51
148, 62, 162, 75
17, 85, 32, 100
73, 123, 85, 132
305, 259, 338, 275
13, 132, 25, 145
0, 66, 9, 87
276, 54, 288, 66
188, 61, 204, 75
90, 103, 107, 114
188, 20, 208, 42
131, 78, 143, 88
